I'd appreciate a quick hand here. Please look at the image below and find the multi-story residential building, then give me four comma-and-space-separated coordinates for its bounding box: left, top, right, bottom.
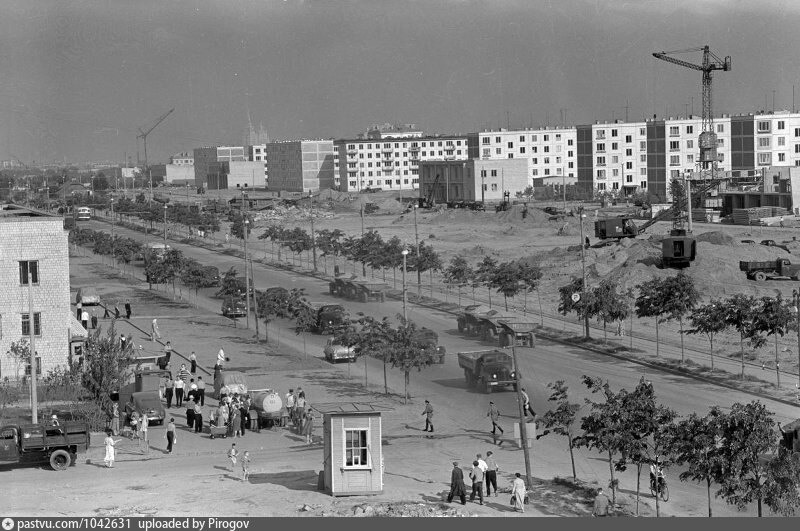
0, 205, 85, 380
334, 135, 469, 192
193, 146, 246, 188
170, 152, 194, 166
365, 123, 424, 140
207, 161, 266, 190
418, 159, 528, 203
265, 140, 336, 192
247, 144, 270, 188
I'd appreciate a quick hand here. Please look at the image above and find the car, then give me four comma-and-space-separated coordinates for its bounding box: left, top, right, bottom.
761, 239, 791, 253
124, 392, 165, 426
75, 287, 100, 306
741, 240, 756, 244
222, 296, 247, 318
323, 338, 356, 363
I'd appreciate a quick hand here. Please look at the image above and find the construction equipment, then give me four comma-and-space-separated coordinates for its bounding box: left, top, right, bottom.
418, 173, 441, 209
739, 259, 800, 282
457, 350, 517, 394
137, 108, 175, 173
495, 191, 511, 212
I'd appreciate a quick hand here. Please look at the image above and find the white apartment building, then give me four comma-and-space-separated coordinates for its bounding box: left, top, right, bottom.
334, 135, 469, 192
170, 152, 194, 166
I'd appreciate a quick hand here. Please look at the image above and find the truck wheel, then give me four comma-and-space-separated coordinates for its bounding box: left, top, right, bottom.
527, 333, 535, 347
754, 271, 767, 282
50, 449, 71, 471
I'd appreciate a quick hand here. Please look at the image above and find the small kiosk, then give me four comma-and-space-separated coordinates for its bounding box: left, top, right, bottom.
315, 403, 389, 497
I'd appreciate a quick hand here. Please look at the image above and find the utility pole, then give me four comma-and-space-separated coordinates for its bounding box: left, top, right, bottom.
28, 261, 38, 424
163, 203, 168, 246
413, 204, 421, 297
250, 252, 259, 343
309, 191, 317, 272
110, 197, 115, 269
242, 192, 251, 330
510, 344, 533, 488
578, 205, 590, 339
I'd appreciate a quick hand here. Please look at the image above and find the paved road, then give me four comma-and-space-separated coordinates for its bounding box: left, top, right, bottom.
85, 218, 799, 516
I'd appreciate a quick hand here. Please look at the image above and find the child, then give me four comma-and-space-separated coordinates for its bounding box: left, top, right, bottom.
227, 443, 238, 471
241, 451, 250, 481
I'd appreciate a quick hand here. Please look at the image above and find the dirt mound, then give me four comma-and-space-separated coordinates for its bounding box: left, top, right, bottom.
495, 204, 551, 224
695, 231, 735, 246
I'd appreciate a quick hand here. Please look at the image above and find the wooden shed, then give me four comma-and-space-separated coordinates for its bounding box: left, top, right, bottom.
315, 403, 388, 497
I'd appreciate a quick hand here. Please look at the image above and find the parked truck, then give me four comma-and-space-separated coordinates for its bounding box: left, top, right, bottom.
0, 422, 91, 471
457, 350, 517, 394
456, 305, 510, 340
739, 259, 800, 281
329, 278, 387, 303
594, 217, 639, 239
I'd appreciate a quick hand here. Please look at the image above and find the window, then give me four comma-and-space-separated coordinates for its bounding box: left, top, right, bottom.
640, 154, 647, 162
597, 169, 606, 179
687, 155, 694, 163
544, 157, 550, 164
567, 139, 573, 146
626, 161, 633, 170
491, 183, 498, 191
544, 146, 550, 153
640, 168, 647, 176
795, 144, 800, 154
532, 147, 538, 153
611, 129, 618, 137
25, 355, 42, 377
596, 156, 606, 166
22, 313, 41, 336
671, 170, 681, 178
686, 125, 694, 134
19, 261, 39, 285
597, 183, 606, 191
495, 136, 501, 143
670, 155, 680, 166
625, 135, 632, 143
544, 168, 550, 176
612, 155, 619, 164
686, 140, 694, 149
531, 169, 538, 176
779, 153, 786, 162
795, 128, 800, 137
556, 134, 561, 141
482, 148, 491, 158
612, 168, 619, 177
669, 126, 679, 136
480, 169, 487, 177
641, 181, 647, 188
758, 153, 772, 165
640, 141, 646, 151
778, 121, 785, 130
717, 124, 724, 133
758, 137, 771, 148
596, 143, 606, 152
519, 147, 526, 154
482, 137, 490, 144
612, 182, 619, 190
596, 130, 606, 140
626, 174, 633, 183
778, 137, 786, 147
626, 148, 633, 156
508, 154, 514, 159
532, 158, 538, 164
611, 142, 618, 151
669, 141, 680, 151
507, 142, 513, 149
758, 121, 770, 133
543, 135, 549, 142
495, 148, 502, 155
490, 169, 498, 177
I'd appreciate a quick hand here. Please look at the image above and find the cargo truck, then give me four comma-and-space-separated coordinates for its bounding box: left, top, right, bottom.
457, 350, 517, 394
0, 422, 91, 471
739, 259, 800, 281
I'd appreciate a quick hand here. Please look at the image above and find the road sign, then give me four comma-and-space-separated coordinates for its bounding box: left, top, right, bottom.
571, 293, 580, 303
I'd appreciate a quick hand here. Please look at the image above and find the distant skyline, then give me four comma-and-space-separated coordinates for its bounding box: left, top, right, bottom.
1, 0, 798, 165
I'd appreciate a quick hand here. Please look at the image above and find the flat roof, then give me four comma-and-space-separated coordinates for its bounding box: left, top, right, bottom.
312, 402, 394, 414
0, 204, 60, 221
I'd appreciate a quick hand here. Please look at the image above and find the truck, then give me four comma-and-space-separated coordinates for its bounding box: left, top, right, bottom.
116, 368, 169, 426
456, 305, 509, 340
457, 350, 517, 394
0, 422, 91, 471
249, 389, 288, 429
594, 217, 639, 239
739, 259, 800, 281
497, 321, 537, 348
329, 278, 387, 303
299, 301, 347, 334
413, 327, 446, 364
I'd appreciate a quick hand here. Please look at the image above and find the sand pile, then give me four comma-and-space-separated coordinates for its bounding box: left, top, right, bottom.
496, 204, 551, 224
695, 231, 736, 246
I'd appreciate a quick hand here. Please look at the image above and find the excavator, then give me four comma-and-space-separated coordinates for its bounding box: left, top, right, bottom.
418, 173, 441, 209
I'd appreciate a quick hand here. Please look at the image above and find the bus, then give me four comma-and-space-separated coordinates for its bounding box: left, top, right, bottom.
76, 207, 91, 221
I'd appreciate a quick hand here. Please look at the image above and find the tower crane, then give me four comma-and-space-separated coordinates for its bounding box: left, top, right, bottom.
136, 108, 174, 204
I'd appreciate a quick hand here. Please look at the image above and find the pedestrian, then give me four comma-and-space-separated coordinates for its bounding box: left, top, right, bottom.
76, 301, 82, 321
81, 309, 89, 330
241, 450, 250, 481
103, 304, 110, 319
175, 376, 185, 407
239, 402, 248, 438
194, 400, 204, 433
114, 304, 121, 319
520, 387, 536, 419
120, 334, 127, 352
447, 462, 467, 505
285, 389, 295, 427
780, 215, 785, 228
187, 378, 198, 403
110, 402, 120, 436
615, 320, 625, 337
487, 401, 503, 435
295, 391, 307, 429
50, 414, 60, 426
301, 408, 315, 445
164, 375, 174, 408
129, 410, 140, 440
592, 487, 611, 517
196, 376, 205, 407
165, 418, 176, 453
511, 473, 526, 512
227, 443, 238, 471
91, 310, 98, 329
485, 451, 499, 497
163, 341, 173, 365
126, 334, 134, 353
476, 453, 488, 476
217, 347, 226, 367
151, 318, 161, 342
230, 406, 241, 438
103, 430, 120, 468
139, 414, 149, 455
186, 397, 196, 428
469, 460, 485, 505
189, 352, 197, 374
125, 299, 132, 319
422, 400, 434, 432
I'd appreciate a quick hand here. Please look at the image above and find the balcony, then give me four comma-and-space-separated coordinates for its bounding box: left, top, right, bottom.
382, 146, 393, 153
346, 148, 358, 155
409, 145, 420, 152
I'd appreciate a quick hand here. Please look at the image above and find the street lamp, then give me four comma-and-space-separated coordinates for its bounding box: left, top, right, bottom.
793, 290, 800, 391
578, 205, 590, 339
163, 203, 168, 246
309, 191, 317, 272
244, 218, 251, 330
401, 248, 409, 324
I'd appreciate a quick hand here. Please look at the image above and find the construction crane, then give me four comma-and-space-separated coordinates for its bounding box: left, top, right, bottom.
136, 108, 174, 173
418, 173, 441, 209
652, 46, 731, 268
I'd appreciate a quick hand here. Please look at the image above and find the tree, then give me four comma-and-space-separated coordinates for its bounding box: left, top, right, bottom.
443, 256, 474, 306
181, 262, 219, 297
82, 324, 136, 415
380, 236, 405, 287
490, 261, 524, 311
538, 381, 581, 481
752, 294, 794, 387
216, 267, 242, 298
762, 447, 800, 516
666, 409, 727, 517
256, 288, 292, 343
476, 256, 498, 308
385, 319, 436, 403
6, 339, 32, 382
591, 278, 629, 343
517, 261, 542, 317
316, 228, 345, 275
722, 294, 762, 379
558, 277, 596, 338
353, 230, 384, 277
660, 273, 700, 363
635, 277, 666, 356
686, 300, 728, 372
230, 212, 252, 240
408, 241, 441, 297
160, 248, 185, 294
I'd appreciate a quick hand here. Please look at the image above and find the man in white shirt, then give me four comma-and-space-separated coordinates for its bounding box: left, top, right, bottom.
476, 453, 488, 474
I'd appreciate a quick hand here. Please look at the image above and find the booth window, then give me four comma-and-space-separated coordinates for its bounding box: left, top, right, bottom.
344, 429, 370, 468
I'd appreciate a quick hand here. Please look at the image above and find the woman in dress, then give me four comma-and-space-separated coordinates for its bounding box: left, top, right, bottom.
301, 408, 314, 445
230, 406, 241, 438
511, 472, 526, 513
103, 430, 120, 468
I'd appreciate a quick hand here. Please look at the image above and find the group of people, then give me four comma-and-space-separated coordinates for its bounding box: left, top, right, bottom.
447, 452, 527, 513
212, 393, 250, 438
285, 388, 314, 444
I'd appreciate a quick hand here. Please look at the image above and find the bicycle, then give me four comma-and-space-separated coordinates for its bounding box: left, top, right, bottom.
649, 475, 669, 502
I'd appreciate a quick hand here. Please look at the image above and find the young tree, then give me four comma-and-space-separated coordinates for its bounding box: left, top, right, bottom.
490, 261, 523, 311
591, 278, 630, 343
180, 262, 219, 297
558, 277, 596, 338
686, 300, 728, 371
353, 230, 384, 277
6, 339, 32, 383
409, 241, 442, 297
722, 294, 762, 379
255, 288, 292, 344
82, 324, 136, 415
762, 446, 800, 516
316, 228, 345, 275
660, 273, 700, 363
665, 409, 727, 517
230, 211, 252, 240
475, 256, 498, 308
215, 267, 242, 298
538, 381, 581, 481
635, 277, 666, 356
443, 256, 474, 307
752, 294, 794, 387
385, 319, 436, 403
517, 261, 543, 317
380, 236, 405, 288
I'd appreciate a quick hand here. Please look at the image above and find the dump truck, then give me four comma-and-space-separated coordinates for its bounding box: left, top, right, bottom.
0, 422, 91, 471
329, 278, 387, 303
739, 259, 800, 281
413, 327, 446, 364
594, 217, 639, 239
497, 321, 537, 348
456, 305, 509, 340
457, 350, 517, 394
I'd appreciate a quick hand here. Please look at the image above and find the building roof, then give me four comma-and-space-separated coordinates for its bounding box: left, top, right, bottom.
311, 402, 394, 415
0, 204, 60, 221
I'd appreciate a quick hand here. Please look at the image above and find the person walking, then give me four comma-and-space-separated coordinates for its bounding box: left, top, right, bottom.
239, 402, 248, 438
177, 363, 189, 385
520, 388, 536, 419
174, 377, 185, 408
139, 414, 149, 455
230, 406, 241, 438
301, 408, 315, 445
187, 379, 198, 403
124, 299, 132, 319
196, 377, 205, 406
186, 397, 196, 429
447, 462, 467, 505
422, 400, 434, 432
165, 418, 176, 454
120, 334, 128, 352
126, 334, 134, 354
227, 443, 238, 472
469, 460, 485, 505
194, 401, 204, 433
76, 301, 82, 321
164, 375, 174, 409
114, 304, 121, 319
511, 473, 526, 513
294, 392, 307, 430
151, 318, 161, 342
103, 430, 120, 468
110, 402, 120, 437
285, 388, 295, 424
81, 309, 89, 330
90, 310, 98, 329
217, 347, 226, 367
163, 341, 173, 365
485, 451, 499, 497
487, 401, 504, 436
241, 451, 250, 482
592, 487, 611, 517
103, 304, 110, 319
189, 352, 197, 374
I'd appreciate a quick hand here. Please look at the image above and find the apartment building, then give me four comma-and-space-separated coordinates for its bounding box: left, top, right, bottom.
418, 159, 528, 203
193, 146, 246, 188
265, 140, 336, 193
334, 135, 469, 192
170, 152, 194, 166
0, 205, 85, 380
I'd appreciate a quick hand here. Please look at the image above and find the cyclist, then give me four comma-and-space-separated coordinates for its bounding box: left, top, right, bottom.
649, 456, 666, 493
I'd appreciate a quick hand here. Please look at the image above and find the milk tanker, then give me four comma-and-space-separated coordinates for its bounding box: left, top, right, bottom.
249, 389, 288, 428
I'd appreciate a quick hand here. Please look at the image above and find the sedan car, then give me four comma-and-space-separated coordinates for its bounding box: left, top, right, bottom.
323, 338, 356, 363
124, 391, 165, 426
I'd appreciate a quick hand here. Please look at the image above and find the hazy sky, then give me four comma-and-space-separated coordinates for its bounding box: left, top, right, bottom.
2, 0, 798, 165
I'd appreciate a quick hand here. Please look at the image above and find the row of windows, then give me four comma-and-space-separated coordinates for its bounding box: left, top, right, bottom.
531, 168, 573, 176
483, 134, 573, 144
596, 181, 648, 191
355, 150, 462, 159
0, 312, 42, 340
346, 141, 462, 150
350, 169, 420, 177
348, 179, 419, 187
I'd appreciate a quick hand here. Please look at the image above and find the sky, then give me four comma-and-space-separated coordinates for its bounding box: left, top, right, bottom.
1, 0, 799, 165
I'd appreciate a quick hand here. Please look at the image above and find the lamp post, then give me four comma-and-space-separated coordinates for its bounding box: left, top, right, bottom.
578, 205, 590, 339
402, 248, 409, 324
413, 205, 420, 297
793, 290, 800, 390
110, 197, 115, 269
163, 203, 168, 246
244, 218, 251, 331
309, 191, 317, 272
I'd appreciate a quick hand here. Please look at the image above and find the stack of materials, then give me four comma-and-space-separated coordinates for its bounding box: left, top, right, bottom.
731, 207, 786, 225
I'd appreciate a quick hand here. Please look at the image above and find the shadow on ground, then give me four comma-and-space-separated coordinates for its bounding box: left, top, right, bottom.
248, 469, 320, 491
